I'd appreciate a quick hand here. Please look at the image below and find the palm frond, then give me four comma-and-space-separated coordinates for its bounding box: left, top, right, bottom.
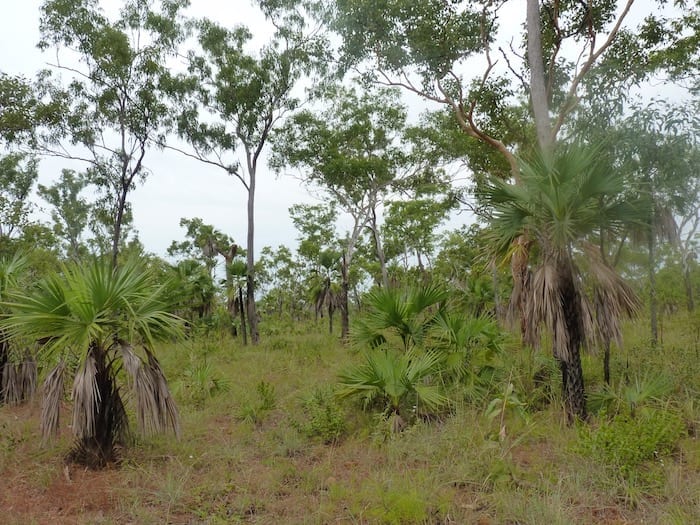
1, 354, 37, 405
120, 343, 181, 438
71, 350, 100, 440
41, 362, 66, 443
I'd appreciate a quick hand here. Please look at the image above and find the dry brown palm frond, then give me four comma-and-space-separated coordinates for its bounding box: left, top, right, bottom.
2, 353, 38, 405
41, 361, 66, 444
71, 351, 99, 439
578, 291, 598, 354
581, 244, 641, 349
527, 260, 571, 361
120, 343, 180, 438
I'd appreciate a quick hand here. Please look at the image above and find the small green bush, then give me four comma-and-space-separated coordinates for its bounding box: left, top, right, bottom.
293, 386, 346, 444
236, 380, 277, 424
176, 360, 230, 407
578, 408, 686, 477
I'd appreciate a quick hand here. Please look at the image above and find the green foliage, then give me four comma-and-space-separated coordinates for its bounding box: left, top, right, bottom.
578, 409, 686, 478
485, 381, 529, 442
237, 380, 277, 424
37, 169, 91, 260
2, 257, 183, 356
365, 486, 429, 524
588, 373, 675, 418
176, 360, 231, 407
337, 348, 448, 424
293, 385, 346, 444
351, 284, 447, 351
0, 153, 38, 241
1, 256, 183, 466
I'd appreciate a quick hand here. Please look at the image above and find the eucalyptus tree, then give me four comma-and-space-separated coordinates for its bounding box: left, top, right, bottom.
168, 1, 328, 344
383, 190, 454, 275
611, 102, 700, 345
289, 203, 342, 330
256, 245, 305, 321
35, 0, 189, 266
480, 144, 639, 423
168, 217, 239, 334
37, 169, 92, 260
0, 153, 38, 246
272, 85, 414, 338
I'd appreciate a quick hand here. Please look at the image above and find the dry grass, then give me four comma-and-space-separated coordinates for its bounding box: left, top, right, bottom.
0, 318, 698, 524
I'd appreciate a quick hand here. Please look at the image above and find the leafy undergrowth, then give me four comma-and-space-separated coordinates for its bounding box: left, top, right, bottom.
1, 318, 699, 525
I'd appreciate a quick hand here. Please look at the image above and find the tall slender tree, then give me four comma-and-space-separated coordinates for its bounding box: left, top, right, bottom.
36, 0, 188, 266
167, 2, 327, 343
272, 85, 415, 338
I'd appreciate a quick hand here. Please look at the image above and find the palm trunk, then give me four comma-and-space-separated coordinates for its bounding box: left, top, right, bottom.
70, 343, 127, 468
0, 337, 8, 404
682, 255, 695, 313
328, 301, 335, 335
560, 260, 587, 423
603, 337, 611, 386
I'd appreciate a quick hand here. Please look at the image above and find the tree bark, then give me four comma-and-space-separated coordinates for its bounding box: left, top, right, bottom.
246, 167, 259, 344
559, 258, 587, 423
648, 226, 658, 347
340, 254, 349, 341
682, 255, 695, 313
238, 286, 247, 346
369, 207, 388, 288
111, 183, 129, 268
526, 0, 553, 152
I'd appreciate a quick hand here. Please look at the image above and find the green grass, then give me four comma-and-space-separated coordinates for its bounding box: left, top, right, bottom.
0, 317, 698, 524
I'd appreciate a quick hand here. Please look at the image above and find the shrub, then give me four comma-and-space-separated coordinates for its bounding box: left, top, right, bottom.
293, 386, 346, 444
578, 408, 686, 477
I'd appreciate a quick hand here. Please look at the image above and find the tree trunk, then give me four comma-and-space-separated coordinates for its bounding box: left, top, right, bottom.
369, 207, 388, 288
492, 261, 501, 321
340, 254, 349, 341
559, 260, 587, 423
111, 184, 129, 268
246, 172, 259, 344
69, 344, 126, 468
238, 286, 247, 346
0, 337, 8, 404
603, 337, 611, 386
328, 300, 334, 335
648, 229, 658, 347
526, 0, 553, 152
682, 255, 695, 313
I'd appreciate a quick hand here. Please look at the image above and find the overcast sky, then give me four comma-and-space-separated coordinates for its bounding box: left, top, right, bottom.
0, 0, 686, 261
1, 0, 325, 259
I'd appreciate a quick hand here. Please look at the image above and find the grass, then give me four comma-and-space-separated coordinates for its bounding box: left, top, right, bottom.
0, 315, 698, 524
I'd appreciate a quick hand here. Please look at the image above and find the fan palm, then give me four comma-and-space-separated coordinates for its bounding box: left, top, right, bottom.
337, 347, 448, 430
481, 143, 639, 423
1, 257, 184, 468
350, 284, 448, 352
0, 252, 37, 406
